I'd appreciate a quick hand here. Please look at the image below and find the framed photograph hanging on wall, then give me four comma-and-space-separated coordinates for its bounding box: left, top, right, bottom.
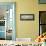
20, 14, 34, 21
39, 0, 46, 4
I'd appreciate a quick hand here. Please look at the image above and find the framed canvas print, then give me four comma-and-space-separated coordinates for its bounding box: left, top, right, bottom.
39, 0, 46, 4
39, 11, 46, 35
0, 2, 16, 40
20, 14, 34, 21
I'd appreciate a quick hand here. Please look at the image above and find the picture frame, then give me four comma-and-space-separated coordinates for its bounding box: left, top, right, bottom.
20, 14, 34, 21
39, 11, 46, 35
39, 0, 46, 4
0, 2, 16, 40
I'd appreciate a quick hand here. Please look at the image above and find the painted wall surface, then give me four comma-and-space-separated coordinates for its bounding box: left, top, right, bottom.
0, 0, 46, 40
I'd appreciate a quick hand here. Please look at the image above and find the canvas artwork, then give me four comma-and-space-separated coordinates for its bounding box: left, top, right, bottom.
20, 14, 34, 20
39, 0, 46, 4
0, 2, 16, 40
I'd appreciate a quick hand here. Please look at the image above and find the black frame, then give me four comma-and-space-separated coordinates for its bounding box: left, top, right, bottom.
39, 11, 46, 36
39, 0, 46, 4
20, 14, 34, 21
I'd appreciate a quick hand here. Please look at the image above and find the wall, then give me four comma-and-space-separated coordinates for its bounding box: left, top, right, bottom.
0, 0, 46, 40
